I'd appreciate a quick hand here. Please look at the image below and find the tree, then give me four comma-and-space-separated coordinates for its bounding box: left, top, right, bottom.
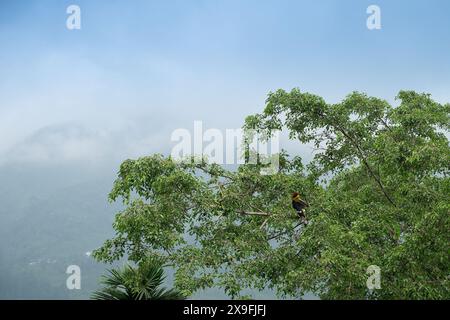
93, 89, 449, 299
91, 257, 185, 300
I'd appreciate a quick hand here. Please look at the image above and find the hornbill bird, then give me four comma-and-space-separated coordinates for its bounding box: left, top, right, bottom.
292, 192, 309, 224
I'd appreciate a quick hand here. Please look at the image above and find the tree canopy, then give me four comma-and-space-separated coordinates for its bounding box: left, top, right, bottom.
93, 89, 449, 299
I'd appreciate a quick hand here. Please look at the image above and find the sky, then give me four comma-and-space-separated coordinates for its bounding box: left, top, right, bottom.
1, 0, 450, 167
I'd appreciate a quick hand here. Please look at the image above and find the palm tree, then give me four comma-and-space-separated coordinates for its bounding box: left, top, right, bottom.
91, 258, 185, 300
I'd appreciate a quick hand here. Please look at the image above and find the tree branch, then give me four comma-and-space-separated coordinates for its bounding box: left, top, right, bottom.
237, 210, 271, 216
267, 222, 303, 240
193, 163, 234, 180
336, 125, 397, 207
316, 110, 397, 207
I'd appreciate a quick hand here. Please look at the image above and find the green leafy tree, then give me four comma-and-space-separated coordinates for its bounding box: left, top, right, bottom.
92, 257, 185, 300
93, 89, 449, 299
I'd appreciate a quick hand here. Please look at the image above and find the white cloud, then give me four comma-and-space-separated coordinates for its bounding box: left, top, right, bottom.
0, 122, 171, 166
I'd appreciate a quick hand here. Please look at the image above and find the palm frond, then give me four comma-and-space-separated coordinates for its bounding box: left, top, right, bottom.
92, 257, 186, 300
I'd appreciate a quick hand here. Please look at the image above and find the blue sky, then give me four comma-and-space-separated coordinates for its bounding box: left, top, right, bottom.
1, 0, 449, 165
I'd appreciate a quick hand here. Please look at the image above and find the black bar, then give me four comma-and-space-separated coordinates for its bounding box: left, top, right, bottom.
0, 300, 444, 319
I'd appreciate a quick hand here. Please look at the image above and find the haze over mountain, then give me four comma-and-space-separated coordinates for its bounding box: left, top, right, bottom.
0, 125, 289, 299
